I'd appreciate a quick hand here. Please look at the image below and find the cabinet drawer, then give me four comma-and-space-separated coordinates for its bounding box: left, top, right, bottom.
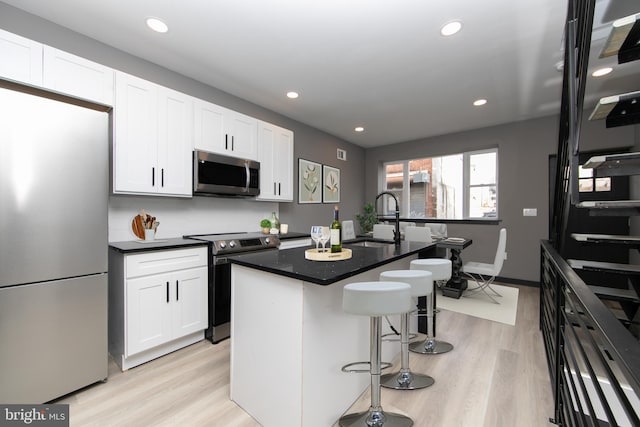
125, 247, 207, 278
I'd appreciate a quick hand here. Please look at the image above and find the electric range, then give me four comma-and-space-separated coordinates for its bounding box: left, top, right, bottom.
184, 232, 280, 343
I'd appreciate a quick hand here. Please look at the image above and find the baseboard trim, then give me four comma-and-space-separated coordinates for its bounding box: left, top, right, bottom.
496, 276, 540, 287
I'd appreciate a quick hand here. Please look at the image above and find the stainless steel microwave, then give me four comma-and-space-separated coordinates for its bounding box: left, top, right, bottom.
193, 150, 260, 197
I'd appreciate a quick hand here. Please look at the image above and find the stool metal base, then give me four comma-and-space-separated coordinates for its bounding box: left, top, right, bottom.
339, 409, 413, 427
409, 339, 454, 355
381, 371, 434, 390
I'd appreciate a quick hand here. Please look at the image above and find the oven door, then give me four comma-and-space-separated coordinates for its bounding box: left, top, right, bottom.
208, 248, 278, 344
209, 261, 232, 343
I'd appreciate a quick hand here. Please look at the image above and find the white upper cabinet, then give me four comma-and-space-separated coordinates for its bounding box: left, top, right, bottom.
113, 71, 192, 197
0, 30, 115, 104
0, 29, 43, 86
194, 99, 257, 160
42, 47, 114, 105
256, 121, 294, 202
114, 72, 158, 194
157, 87, 194, 196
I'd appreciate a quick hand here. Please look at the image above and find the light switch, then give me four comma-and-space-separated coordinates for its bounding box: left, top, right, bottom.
523, 208, 537, 217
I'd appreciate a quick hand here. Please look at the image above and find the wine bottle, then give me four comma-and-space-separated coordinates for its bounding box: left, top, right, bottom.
330, 205, 342, 253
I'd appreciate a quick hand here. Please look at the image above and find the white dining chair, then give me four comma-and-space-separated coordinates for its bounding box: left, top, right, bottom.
429, 223, 447, 239
399, 222, 416, 233
373, 224, 395, 240
342, 220, 356, 240
404, 226, 432, 243
461, 228, 507, 304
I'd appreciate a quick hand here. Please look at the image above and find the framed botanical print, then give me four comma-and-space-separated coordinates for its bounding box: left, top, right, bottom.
322, 165, 340, 203
298, 158, 321, 203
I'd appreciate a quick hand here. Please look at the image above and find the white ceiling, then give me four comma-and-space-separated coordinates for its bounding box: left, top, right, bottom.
2, 0, 638, 148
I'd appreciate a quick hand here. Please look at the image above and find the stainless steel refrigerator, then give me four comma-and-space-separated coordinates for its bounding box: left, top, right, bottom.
0, 84, 109, 403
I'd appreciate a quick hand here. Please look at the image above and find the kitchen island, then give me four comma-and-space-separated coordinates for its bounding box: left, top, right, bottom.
229, 240, 438, 427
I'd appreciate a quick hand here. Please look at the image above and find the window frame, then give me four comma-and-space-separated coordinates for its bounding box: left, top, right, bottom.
380, 147, 498, 220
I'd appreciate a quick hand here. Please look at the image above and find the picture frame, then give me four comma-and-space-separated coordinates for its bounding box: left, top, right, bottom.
298, 158, 322, 203
322, 165, 340, 203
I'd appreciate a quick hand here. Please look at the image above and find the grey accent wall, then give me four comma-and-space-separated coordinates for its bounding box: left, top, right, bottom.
365, 116, 635, 282
2, 2, 634, 281
0, 2, 365, 235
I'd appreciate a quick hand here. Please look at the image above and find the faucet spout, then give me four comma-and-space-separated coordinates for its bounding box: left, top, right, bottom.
375, 191, 401, 245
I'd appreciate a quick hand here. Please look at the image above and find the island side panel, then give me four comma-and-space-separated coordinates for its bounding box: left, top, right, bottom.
301, 256, 417, 426
230, 265, 304, 427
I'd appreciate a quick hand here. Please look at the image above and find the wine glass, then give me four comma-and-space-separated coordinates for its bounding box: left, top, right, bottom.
310, 226, 322, 251
319, 226, 331, 252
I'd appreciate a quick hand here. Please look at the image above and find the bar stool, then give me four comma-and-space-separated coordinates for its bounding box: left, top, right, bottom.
379, 270, 435, 390
340, 281, 414, 427
409, 259, 454, 355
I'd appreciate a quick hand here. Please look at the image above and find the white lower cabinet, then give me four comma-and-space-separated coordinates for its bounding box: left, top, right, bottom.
109, 246, 208, 371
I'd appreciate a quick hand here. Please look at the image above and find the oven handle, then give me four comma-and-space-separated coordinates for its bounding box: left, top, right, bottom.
244, 162, 250, 192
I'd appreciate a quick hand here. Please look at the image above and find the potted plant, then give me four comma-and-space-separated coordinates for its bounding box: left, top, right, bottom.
355, 202, 379, 234
260, 219, 272, 234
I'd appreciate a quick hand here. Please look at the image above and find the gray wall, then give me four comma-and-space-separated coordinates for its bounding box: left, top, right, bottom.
0, 2, 365, 235
2, 2, 636, 281
365, 116, 636, 282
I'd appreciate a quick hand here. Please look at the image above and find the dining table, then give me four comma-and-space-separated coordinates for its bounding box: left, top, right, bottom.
436, 237, 473, 298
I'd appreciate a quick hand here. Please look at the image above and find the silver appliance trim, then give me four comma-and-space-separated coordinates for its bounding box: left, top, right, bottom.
185, 232, 279, 255
192, 150, 260, 197
184, 232, 279, 344
0, 86, 109, 403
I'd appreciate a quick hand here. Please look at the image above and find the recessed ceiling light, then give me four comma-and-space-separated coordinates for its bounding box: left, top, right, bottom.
354, 127, 364, 132
592, 67, 613, 77
146, 17, 168, 33
473, 99, 487, 106
440, 21, 462, 36
286, 91, 299, 99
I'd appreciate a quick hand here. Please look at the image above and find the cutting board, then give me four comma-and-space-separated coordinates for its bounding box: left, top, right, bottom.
305, 248, 352, 261
131, 215, 145, 240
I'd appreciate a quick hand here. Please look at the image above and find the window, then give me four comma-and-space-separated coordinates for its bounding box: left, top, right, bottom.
381, 148, 498, 219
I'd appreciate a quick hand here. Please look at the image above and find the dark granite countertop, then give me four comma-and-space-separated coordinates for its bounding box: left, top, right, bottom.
276, 231, 309, 240
229, 239, 438, 285
109, 238, 208, 253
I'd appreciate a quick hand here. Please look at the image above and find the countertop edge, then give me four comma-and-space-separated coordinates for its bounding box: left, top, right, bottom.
231, 243, 436, 285
109, 238, 209, 253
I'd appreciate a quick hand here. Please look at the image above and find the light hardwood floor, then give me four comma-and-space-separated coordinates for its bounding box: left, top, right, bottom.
56, 284, 554, 426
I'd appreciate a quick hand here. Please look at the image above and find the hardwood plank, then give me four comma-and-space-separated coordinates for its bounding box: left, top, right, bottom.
55, 283, 553, 427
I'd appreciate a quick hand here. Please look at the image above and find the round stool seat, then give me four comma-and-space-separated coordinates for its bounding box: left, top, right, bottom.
411, 259, 452, 281
343, 281, 412, 316
380, 270, 433, 297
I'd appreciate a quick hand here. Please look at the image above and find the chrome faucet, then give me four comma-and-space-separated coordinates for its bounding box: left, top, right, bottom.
375, 191, 401, 245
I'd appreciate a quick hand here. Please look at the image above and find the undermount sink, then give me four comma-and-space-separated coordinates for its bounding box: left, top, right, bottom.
344, 240, 394, 248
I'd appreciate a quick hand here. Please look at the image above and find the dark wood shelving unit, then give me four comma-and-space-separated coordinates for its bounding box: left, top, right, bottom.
542, 2, 640, 426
